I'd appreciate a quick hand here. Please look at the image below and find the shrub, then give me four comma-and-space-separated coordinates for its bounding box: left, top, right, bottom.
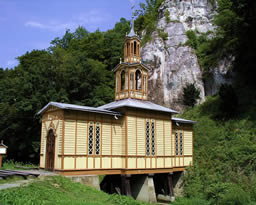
164, 10, 171, 23
218, 84, 238, 118
157, 29, 168, 41
183, 83, 200, 107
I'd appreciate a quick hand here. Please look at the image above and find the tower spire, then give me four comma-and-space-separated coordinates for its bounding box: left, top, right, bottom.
127, 1, 136, 37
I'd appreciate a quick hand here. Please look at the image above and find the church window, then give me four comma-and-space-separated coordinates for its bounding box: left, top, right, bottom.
116, 75, 119, 92
146, 120, 150, 156
88, 122, 94, 155
134, 41, 137, 54
135, 70, 141, 90
151, 120, 155, 156
146, 119, 156, 156
175, 131, 179, 156
121, 71, 126, 91
95, 122, 100, 155
130, 73, 134, 90
180, 132, 183, 155
127, 43, 130, 56
88, 122, 101, 155
175, 131, 183, 156
143, 75, 147, 93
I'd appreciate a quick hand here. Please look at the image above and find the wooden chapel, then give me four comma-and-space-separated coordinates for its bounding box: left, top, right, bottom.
37, 15, 195, 178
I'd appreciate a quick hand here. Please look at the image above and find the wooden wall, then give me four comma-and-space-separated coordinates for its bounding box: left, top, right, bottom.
172, 124, 193, 167
40, 106, 193, 174
40, 107, 63, 170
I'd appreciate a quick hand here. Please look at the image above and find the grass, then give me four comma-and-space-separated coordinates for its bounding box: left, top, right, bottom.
0, 176, 27, 185
0, 176, 151, 205
1, 159, 38, 170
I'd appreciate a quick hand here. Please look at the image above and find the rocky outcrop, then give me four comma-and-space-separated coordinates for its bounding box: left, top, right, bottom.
141, 0, 230, 111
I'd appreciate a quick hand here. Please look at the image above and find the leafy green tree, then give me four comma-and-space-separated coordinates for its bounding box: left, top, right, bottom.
0, 18, 131, 163
183, 83, 200, 107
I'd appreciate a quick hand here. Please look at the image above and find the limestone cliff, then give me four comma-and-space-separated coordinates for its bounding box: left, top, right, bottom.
141, 0, 230, 111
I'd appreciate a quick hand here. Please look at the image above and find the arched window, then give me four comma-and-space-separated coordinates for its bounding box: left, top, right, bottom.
127, 43, 129, 57
135, 70, 141, 90
121, 71, 126, 91
143, 75, 147, 92
116, 75, 119, 92
130, 72, 134, 90
134, 41, 137, 55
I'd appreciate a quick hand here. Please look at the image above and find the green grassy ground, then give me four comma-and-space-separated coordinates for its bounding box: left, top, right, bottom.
0, 176, 151, 205
1, 159, 38, 170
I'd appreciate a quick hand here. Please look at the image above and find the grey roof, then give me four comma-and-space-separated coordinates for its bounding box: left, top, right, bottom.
37, 102, 122, 116
172, 117, 196, 124
98, 98, 178, 114
112, 62, 151, 72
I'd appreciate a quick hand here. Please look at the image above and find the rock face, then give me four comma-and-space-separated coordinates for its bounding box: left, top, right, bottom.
141, 0, 219, 111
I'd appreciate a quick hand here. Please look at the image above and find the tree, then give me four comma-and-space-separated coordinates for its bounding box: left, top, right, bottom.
183, 83, 200, 107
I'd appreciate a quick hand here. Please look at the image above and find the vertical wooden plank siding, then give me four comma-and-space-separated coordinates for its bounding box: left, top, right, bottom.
111, 120, 113, 169
192, 131, 194, 165
144, 118, 146, 168
183, 130, 184, 166
125, 115, 128, 168
171, 121, 173, 168
136, 113, 138, 169
163, 120, 165, 168
74, 118, 77, 169
155, 119, 157, 168
100, 116, 103, 169
61, 119, 65, 170
86, 120, 89, 169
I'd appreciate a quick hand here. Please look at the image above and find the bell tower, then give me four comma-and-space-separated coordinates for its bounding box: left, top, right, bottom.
113, 5, 151, 101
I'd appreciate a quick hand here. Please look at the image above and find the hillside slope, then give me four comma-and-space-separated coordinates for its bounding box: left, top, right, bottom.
0, 176, 150, 205
175, 96, 256, 205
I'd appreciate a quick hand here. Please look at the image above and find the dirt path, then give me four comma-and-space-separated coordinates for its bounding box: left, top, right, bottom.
0, 169, 58, 190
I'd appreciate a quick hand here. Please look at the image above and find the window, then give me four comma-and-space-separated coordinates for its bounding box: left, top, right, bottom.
146, 119, 156, 156
135, 70, 141, 90
175, 131, 179, 156
116, 75, 119, 92
143, 75, 147, 93
88, 122, 94, 155
121, 71, 125, 91
127, 43, 129, 56
95, 123, 100, 155
146, 120, 150, 156
88, 122, 101, 155
134, 41, 137, 54
180, 132, 183, 155
130, 73, 134, 90
175, 131, 183, 156
151, 120, 155, 156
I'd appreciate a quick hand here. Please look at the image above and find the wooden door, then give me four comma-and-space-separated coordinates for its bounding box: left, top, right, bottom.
45, 129, 55, 170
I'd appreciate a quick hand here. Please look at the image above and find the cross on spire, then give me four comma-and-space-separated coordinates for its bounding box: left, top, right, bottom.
127, 0, 136, 37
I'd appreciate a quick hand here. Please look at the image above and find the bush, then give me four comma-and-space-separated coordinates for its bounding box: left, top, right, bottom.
219, 84, 238, 118
183, 83, 200, 107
